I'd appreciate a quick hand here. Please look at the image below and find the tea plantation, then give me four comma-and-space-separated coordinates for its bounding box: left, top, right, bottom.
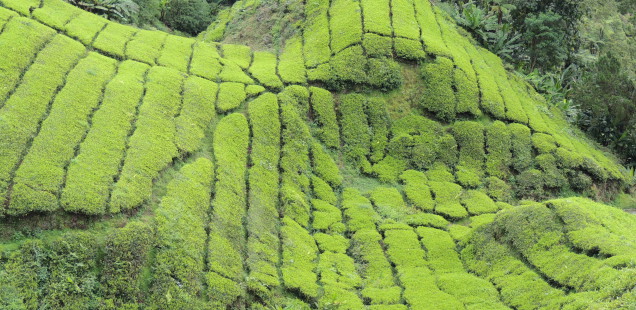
0, 0, 635, 309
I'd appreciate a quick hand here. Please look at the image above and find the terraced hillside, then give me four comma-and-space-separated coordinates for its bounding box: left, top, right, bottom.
0, 0, 635, 309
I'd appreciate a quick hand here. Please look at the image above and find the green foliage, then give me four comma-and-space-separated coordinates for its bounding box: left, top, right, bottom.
163, 0, 212, 35
222, 43, 252, 69
218, 58, 255, 84
367, 58, 404, 91
190, 42, 222, 80
103, 221, 154, 305
392, 0, 419, 40
152, 158, 213, 307
394, 38, 426, 60
279, 88, 312, 227
303, 0, 331, 67
363, 33, 393, 57
10, 53, 117, 215
365, 96, 391, 160
311, 176, 337, 205
370, 156, 408, 183
515, 169, 544, 199
0, 17, 55, 103
522, 12, 569, 71
62, 60, 148, 215
342, 188, 379, 232
157, 35, 192, 72
175, 76, 218, 154
351, 229, 403, 304
217, 82, 246, 112
536, 154, 567, 189
387, 115, 449, 171
420, 57, 456, 121
532, 133, 558, 154
452, 121, 485, 187
247, 92, 281, 297
110, 66, 183, 212
485, 176, 513, 202
574, 53, 636, 164
329, 45, 367, 85
309, 87, 340, 149
430, 181, 468, 219
249, 51, 283, 90
93, 22, 137, 58
329, 0, 362, 53
339, 93, 371, 166
64, 11, 108, 45
125, 30, 166, 65
509, 123, 534, 172
485, 121, 512, 179
461, 190, 499, 215
400, 170, 434, 211
370, 186, 416, 221
311, 141, 343, 187
281, 216, 319, 299
0, 34, 85, 210
279, 37, 306, 84
360, 0, 391, 35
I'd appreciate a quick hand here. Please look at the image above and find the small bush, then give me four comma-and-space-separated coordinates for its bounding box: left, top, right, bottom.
163, 0, 212, 35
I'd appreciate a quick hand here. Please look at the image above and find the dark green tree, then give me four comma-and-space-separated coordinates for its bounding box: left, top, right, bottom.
163, 0, 213, 35
574, 53, 636, 164
522, 12, 568, 71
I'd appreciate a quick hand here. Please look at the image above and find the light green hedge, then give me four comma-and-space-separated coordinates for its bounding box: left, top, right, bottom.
414, 0, 451, 57
152, 158, 213, 307
509, 123, 534, 172
281, 216, 320, 299
93, 22, 137, 59
62, 60, 148, 215
485, 121, 512, 179
175, 76, 218, 154
9, 53, 117, 215
400, 170, 434, 211
280, 89, 313, 227
303, 0, 331, 68
430, 181, 468, 219
221, 44, 252, 69
311, 141, 343, 187
0, 34, 85, 211
309, 87, 339, 148
452, 121, 485, 187
343, 188, 379, 232
421, 57, 456, 121
339, 93, 371, 166
461, 190, 499, 215
65, 11, 107, 45
110, 66, 183, 212
190, 42, 223, 80
157, 35, 193, 72
392, 0, 420, 40
32, 0, 80, 31
125, 30, 167, 65
246, 92, 281, 297
278, 37, 306, 84
364, 33, 393, 57
217, 82, 246, 112
366, 96, 390, 163
351, 229, 403, 305
361, 0, 391, 35
249, 51, 283, 90
329, 0, 362, 53
218, 58, 255, 84
0, 17, 55, 103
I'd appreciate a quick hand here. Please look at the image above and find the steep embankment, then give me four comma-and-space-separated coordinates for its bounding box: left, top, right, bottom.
0, 0, 634, 309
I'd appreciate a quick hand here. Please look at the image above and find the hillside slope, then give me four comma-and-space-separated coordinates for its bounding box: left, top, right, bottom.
0, 0, 634, 309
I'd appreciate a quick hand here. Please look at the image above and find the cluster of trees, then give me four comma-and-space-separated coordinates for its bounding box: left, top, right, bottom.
442, 0, 636, 166
65, 0, 237, 35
